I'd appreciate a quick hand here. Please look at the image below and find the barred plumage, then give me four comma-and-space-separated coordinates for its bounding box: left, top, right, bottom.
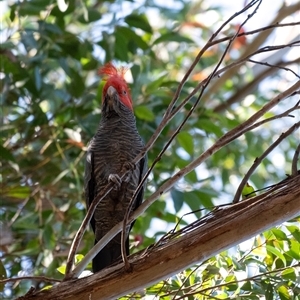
84, 64, 147, 272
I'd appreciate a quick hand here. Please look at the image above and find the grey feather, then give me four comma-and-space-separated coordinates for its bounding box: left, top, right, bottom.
84, 94, 147, 272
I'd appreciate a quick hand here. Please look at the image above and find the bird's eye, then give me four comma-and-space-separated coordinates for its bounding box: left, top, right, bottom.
123, 90, 127, 95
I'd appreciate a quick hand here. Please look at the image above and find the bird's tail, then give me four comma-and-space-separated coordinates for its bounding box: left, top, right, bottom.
92, 234, 129, 273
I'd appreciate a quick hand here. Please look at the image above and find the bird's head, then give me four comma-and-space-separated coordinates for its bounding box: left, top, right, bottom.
98, 62, 133, 113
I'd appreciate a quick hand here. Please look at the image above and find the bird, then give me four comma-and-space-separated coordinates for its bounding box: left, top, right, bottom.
84, 62, 147, 273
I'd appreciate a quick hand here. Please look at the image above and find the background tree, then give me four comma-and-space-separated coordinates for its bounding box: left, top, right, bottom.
1, 0, 299, 299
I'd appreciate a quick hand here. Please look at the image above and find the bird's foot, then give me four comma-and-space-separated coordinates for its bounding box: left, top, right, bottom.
124, 161, 136, 171
122, 162, 135, 182
108, 174, 122, 189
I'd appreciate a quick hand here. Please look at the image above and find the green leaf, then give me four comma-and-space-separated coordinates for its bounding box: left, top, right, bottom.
170, 188, 184, 212
277, 284, 290, 300
78, 9, 101, 23
0, 145, 15, 162
42, 22, 63, 34
124, 14, 152, 33
271, 229, 288, 241
5, 186, 31, 199
81, 56, 98, 71
57, 264, 66, 275
145, 73, 168, 93
242, 182, 256, 199
265, 282, 274, 300
19, 2, 45, 15
153, 32, 194, 45
281, 268, 296, 281
0, 260, 7, 292
135, 105, 155, 121
67, 69, 85, 97
266, 245, 286, 266
116, 26, 148, 50
183, 191, 202, 218
114, 29, 129, 61
185, 170, 198, 183
43, 224, 55, 250
177, 131, 194, 155
75, 254, 84, 264
13, 212, 38, 230
41, 285, 53, 291
199, 118, 223, 137
286, 225, 300, 242
286, 240, 300, 260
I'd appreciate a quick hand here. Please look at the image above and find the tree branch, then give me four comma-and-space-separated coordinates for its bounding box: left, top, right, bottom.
201, 1, 300, 104
233, 120, 300, 203
18, 174, 300, 300
0, 276, 61, 284
69, 80, 300, 278
120, 0, 262, 269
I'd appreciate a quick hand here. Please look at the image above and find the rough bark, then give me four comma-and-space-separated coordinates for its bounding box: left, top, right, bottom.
19, 174, 300, 300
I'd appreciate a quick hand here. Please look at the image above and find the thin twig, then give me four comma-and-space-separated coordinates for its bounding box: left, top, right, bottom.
201, 1, 300, 105
233, 121, 300, 203
0, 276, 61, 284
208, 21, 300, 50
120, 0, 262, 269
171, 40, 300, 118
171, 265, 201, 300
223, 101, 300, 148
64, 179, 118, 277
247, 58, 300, 79
173, 264, 300, 299
124, 0, 265, 168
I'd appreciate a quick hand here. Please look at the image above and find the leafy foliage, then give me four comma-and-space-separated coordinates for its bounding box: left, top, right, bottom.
1, 0, 299, 299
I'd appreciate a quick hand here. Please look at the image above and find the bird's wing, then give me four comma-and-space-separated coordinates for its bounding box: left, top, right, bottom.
131, 154, 147, 229
84, 146, 96, 233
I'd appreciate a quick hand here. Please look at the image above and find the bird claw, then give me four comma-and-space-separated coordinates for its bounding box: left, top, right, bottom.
121, 162, 135, 183
124, 161, 135, 171
108, 162, 135, 188
108, 174, 122, 189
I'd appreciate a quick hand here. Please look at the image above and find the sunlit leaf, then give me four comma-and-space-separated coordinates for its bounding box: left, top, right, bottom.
135, 105, 155, 121
286, 225, 300, 242
75, 254, 85, 264
57, 265, 66, 275
4, 186, 31, 199
286, 240, 300, 260
177, 131, 194, 156
266, 245, 286, 266
277, 284, 290, 300
281, 268, 296, 281
271, 229, 288, 241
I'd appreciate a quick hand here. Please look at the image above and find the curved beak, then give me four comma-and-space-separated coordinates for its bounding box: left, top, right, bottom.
107, 86, 117, 98
104, 86, 118, 108
103, 86, 120, 114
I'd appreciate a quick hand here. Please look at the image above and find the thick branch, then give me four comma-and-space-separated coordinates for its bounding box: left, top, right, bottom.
19, 175, 300, 300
